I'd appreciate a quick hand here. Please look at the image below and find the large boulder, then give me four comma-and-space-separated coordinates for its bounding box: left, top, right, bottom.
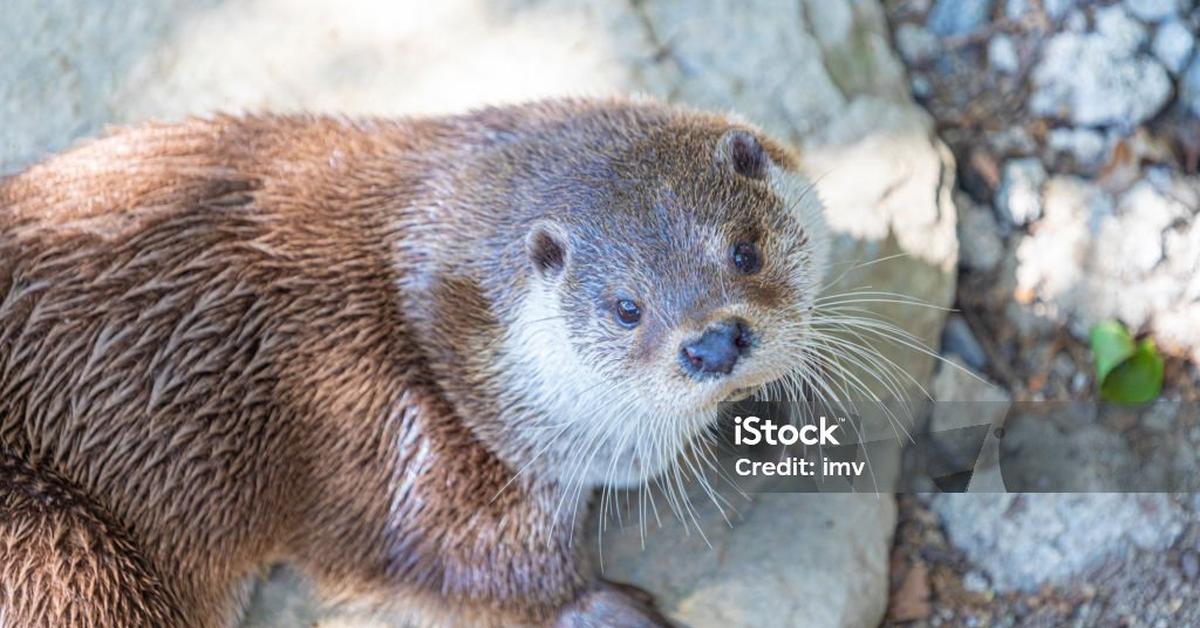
3, 1, 957, 626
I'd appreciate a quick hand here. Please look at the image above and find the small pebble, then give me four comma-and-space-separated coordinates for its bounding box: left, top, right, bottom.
1005, 0, 1030, 21
1182, 550, 1199, 581
1064, 9, 1088, 32
927, 0, 992, 37
988, 35, 1020, 74
911, 74, 933, 99
896, 22, 940, 65
956, 192, 1005, 272
1152, 20, 1195, 74
1043, 0, 1075, 20
1182, 53, 1200, 116
1142, 399, 1179, 432
962, 570, 991, 592
1124, 0, 1181, 23
1047, 127, 1108, 171
941, 315, 989, 371
1096, 5, 1148, 53
995, 158, 1047, 227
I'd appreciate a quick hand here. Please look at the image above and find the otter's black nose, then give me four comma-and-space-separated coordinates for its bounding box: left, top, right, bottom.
680, 319, 752, 378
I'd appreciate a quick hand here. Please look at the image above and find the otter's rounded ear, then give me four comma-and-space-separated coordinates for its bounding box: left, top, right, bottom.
718, 129, 769, 180
526, 221, 569, 278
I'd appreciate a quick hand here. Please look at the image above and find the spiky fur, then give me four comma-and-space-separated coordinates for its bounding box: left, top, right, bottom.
0, 98, 827, 626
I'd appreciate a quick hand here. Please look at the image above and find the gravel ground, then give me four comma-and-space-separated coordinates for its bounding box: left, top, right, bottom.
881, 0, 1200, 624
885, 495, 1200, 627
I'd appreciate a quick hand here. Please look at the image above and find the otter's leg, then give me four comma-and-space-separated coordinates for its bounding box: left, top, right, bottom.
0, 457, 186, 627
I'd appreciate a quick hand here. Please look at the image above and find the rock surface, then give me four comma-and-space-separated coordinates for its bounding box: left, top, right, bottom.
987, 35, 1020, 75
1184, 54, 1200, 116
955, 192, 1005, 273
895, 22, 940, 66
927, 356, 1011, 473
885, 0, 1200, 622
1030, 29, 1172, 127
3, 1, 958, 627
929, 494, 1192, 592
940, 315, 989, 372
927, 0, 992, 37
1124, 0, 1185, 23
995, 158, 1047, 227
1152, 19, 1196, 74
1014, 175, 1200, 354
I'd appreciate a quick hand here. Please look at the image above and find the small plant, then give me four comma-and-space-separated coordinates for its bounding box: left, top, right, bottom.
1089, 321, 1164, 404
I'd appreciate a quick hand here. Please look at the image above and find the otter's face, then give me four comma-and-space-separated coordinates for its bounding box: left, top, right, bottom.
511, 123, 828, 485
528, 128, 827, 415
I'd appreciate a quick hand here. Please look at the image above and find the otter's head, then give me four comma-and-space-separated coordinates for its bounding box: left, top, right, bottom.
501, 108, 828, 487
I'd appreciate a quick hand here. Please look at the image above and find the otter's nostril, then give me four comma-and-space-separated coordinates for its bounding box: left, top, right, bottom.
679, 318, 752, 379
734, 320, 752, 349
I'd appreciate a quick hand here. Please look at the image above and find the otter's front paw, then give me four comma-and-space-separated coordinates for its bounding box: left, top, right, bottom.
555, 580, 673, 628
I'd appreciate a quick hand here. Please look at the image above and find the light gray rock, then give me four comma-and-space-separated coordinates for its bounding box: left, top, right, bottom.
1075, 181, 1191, 331
928, 356, 1010, 471
1124, 0, 1183, 22
1143, 398, 1182, 432
1014, 173, 1200, 359
1030, 30, 1172, 126
0, 0, 219, 174
896, 22, 941, 65
955, 192, 1005, 272
927, 0, 992, 37
931, 493, 1190, 592
1013, 176, 1111, 323
241, 488, 891, 628
989, 126, 1039, 155
995, 157, 1048, 227
987, 34, 1020, 74
1183, 53, 1200, 116
4, 1, 960, 626
1004, 0, 1031, 20
600, 487, 897, 628
962, 570, 991, 593
940, 315, 989, 371
1096, 181, 1186, 276
1158, 213, 1200, 361
1044, 0, 1079, 20
1063, 8, 1089, 32
1095, 5, 1148, 52
1152, 20, 1196, 74
911, 74, 933, 99
1003, 404, 1167, 489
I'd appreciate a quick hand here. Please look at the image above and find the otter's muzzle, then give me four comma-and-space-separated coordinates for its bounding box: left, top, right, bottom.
679, 318, 752, 379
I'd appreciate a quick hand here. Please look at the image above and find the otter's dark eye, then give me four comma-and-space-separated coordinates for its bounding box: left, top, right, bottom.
615, 299, 642, 328
732, 242, 761, 275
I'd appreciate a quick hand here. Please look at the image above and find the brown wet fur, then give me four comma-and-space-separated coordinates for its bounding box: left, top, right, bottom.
0, 98, 805, 626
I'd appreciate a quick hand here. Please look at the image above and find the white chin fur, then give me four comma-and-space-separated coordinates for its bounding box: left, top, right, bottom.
500, 284, 716, 488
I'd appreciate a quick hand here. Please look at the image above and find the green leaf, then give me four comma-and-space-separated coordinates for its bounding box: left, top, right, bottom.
1090, 320, 1136, 385
1090, 322, 1164, 404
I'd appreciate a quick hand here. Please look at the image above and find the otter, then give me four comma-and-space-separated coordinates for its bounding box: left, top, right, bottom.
0, 98, 828, 627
